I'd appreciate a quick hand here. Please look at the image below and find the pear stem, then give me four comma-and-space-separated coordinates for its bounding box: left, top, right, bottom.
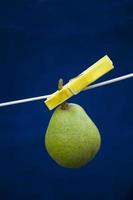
58, 78, 69, 110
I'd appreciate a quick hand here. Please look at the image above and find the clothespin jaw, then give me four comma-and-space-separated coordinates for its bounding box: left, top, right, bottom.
44, 55, 114, 110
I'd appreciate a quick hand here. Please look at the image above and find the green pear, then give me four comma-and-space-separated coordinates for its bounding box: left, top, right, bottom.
45, 103, 101, 168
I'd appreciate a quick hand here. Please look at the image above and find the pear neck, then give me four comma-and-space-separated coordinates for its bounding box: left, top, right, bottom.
60, 102, 70, 110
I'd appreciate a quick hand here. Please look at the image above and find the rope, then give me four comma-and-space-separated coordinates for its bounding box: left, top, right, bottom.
0, 73, 133, 107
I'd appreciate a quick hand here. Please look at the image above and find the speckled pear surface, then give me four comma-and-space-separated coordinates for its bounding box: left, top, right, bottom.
45, 103, 101, 168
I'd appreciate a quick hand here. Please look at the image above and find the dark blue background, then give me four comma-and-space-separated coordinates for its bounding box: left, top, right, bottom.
0, 0, 133, 199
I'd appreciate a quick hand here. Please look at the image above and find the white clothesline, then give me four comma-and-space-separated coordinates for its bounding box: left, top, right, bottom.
0, 73, 133, 108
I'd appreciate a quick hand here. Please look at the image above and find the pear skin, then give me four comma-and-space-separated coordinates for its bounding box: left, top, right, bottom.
45, 103, 101, 168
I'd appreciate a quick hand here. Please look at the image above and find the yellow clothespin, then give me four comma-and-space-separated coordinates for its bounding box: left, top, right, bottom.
45, 55, 114, 110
